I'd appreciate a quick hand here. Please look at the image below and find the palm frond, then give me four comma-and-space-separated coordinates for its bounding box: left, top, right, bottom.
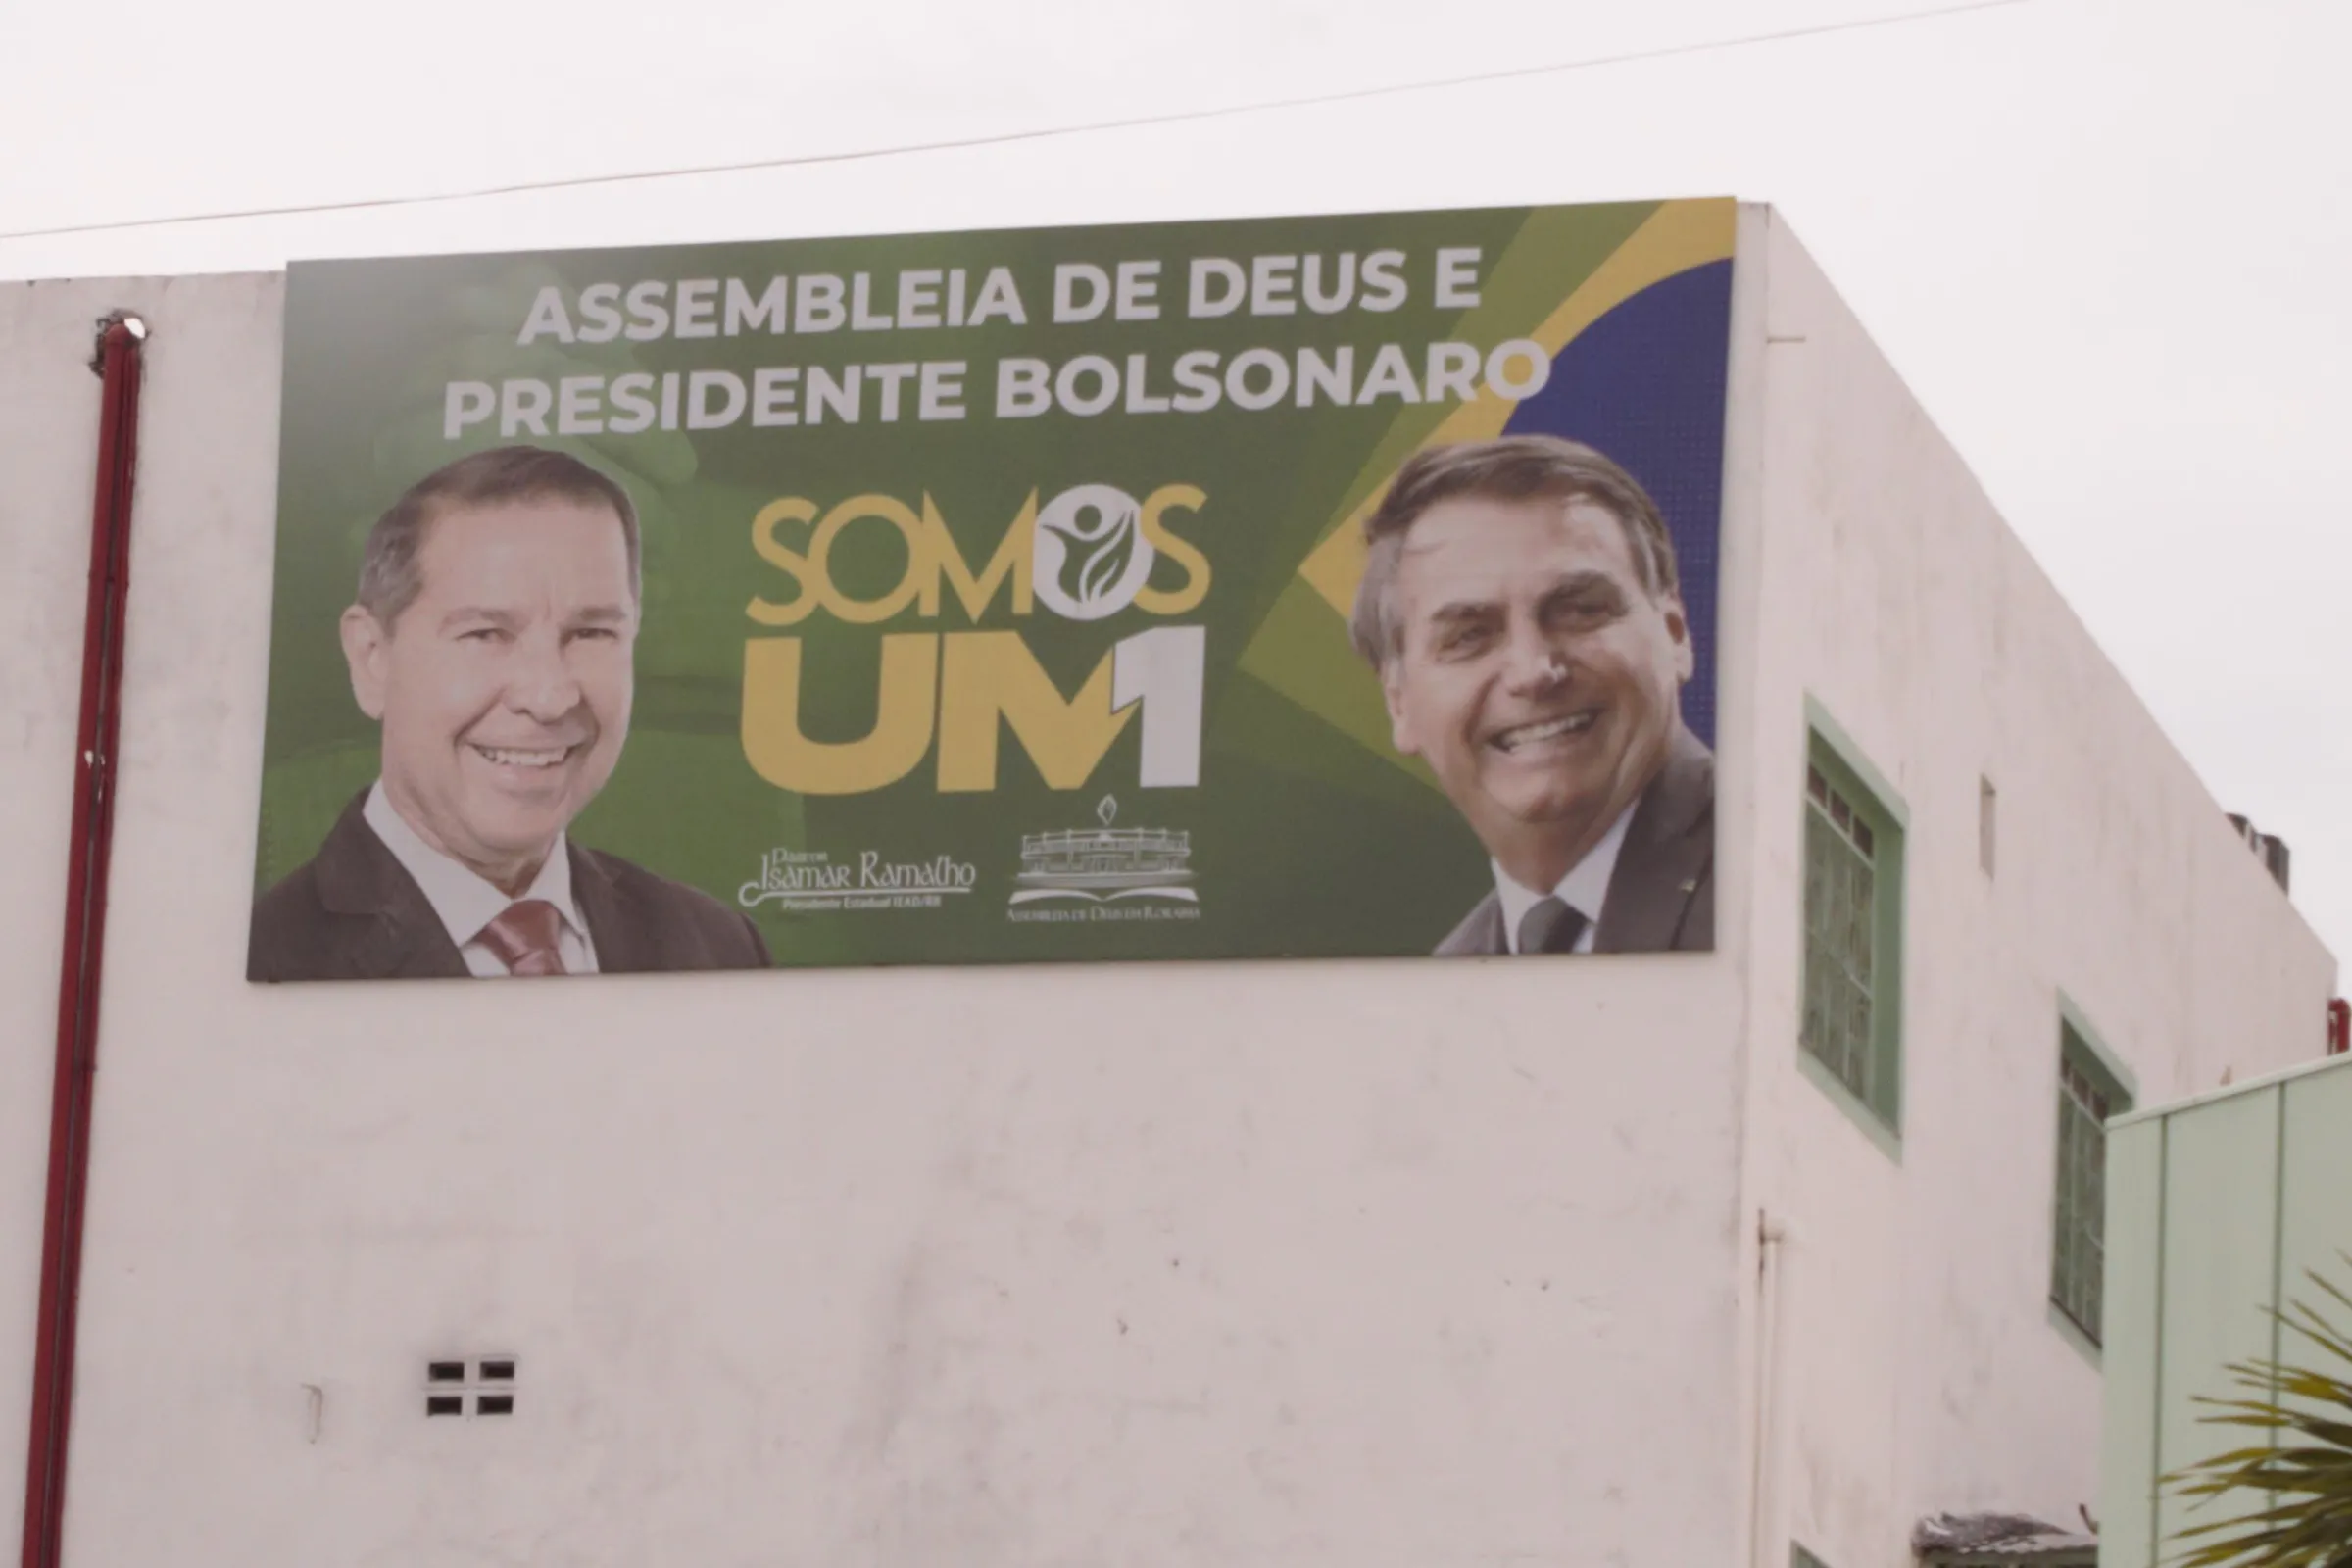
2165, 1260, 2352, 1566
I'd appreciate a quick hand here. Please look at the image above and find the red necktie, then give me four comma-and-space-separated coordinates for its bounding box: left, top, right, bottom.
478, 899, 569, 977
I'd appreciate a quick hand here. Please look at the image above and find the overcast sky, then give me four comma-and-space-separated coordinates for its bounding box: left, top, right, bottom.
7, 0, 2346, 977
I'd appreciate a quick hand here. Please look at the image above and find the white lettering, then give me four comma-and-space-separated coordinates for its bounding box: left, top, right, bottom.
867, 362, 918, 421
557, 376, 604, 434
1360, 250, 1407, 312
444, 381, 494, 439
797, 274, 847, 333
918, 361, 966, 421
725, 277, 790, 335
1170, 349, 1222, 412
1434, 247, 1483, 309
966, 267, 1026, 326
897, 270, 942, 329
501, 378, 553, 436
1250, 254, 1298, 316
1225, 348, 1289, 411
1424, 342, 1480, 402
576, 283, 623, 342
608, 373, 656, 433
851, 273, 893, 331
751, 367, 800, 426
1054, 263, 1111, 324
997, 358, 1051, 416
1189, 258, 1246, 318
1055, 354, 1119, 416
623, 281, 670, 341
1486, 338, 1551, 400
517, 286, 573, 345
1114, 260, 1161, 320
1124, 352, 1170, 414
673, 278, 719, 338
1358, 344, 1421, 403
687, 369, 746, 429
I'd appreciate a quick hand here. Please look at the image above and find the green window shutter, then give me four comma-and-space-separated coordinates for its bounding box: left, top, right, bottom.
2051, 1019, 2131, 1345
1798, 709, 1906, 1142
1791, 1545, 1832, 1568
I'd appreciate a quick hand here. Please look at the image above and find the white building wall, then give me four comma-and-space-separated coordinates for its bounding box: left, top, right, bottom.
1730, 209, 2333, 1568
0, 274, 1753, 1566
4, 213, 2330, 1568
0, 277, 127, 1555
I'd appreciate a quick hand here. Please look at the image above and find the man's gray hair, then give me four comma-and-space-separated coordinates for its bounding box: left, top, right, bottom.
1348, 435, 1681, 670
356, 445, 641, 628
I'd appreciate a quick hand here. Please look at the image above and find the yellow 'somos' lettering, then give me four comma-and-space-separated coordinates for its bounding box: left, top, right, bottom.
1134, 484, 1210, 615
747, 498, 820, 626
750, 485, 1205, 627
921, 492, 1033, 619
751, 491, 1036, 628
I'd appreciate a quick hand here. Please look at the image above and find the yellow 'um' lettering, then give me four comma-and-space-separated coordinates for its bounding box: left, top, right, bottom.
742, 634, 939, 794
936, 632, 1131, 791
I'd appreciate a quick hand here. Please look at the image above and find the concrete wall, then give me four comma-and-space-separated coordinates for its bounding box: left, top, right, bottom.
5, 214, 2329, 1568
0, 280, 121, 1556
1730, 209, 2335, 1568
1, 273, 1752, 1566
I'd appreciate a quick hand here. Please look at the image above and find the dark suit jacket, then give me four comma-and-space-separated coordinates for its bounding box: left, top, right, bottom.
249, 792, 771, 982
1433, 725, 1714, 956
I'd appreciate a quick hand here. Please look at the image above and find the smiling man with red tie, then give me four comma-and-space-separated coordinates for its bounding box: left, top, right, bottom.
248, 446, 769, 982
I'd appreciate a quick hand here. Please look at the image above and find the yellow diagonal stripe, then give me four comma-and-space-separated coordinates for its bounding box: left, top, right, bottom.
1296, 198, 1736, 621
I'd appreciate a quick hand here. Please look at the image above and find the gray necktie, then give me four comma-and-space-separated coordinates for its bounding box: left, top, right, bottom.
1516, 896, 1589, 955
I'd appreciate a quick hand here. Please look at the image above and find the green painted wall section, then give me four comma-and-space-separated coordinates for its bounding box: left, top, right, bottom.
2099, 1056, 2352, 1567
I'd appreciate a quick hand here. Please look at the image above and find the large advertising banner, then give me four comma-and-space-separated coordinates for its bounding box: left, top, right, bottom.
249, 198, 1735, 980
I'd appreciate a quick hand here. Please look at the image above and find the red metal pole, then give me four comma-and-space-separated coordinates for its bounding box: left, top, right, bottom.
21, 315, 144, 1568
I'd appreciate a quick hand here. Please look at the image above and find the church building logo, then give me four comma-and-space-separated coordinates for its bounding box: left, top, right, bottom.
1009, 795, 1197, 906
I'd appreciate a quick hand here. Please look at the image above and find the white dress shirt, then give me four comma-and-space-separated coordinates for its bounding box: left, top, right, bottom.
362, 783, 600, 975
1490, 803, 1637, 955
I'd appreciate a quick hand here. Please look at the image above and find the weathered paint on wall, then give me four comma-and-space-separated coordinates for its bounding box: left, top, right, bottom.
0, 276, 127, 1555
2099, 1053, 2352, 1568
1730, 209, 2331, 1568
2, 275, 1752, 1567
0, 213, 2330, 1567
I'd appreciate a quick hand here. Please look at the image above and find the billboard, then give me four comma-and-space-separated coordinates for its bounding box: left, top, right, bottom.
249, 198, 1734, 980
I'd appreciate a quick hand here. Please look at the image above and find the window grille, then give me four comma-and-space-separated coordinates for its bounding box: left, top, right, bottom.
1799, 730, 1903, 1135
2052, 1026, 2127, 1345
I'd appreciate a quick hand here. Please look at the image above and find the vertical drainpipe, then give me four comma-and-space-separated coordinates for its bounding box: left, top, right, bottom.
1749, 1210, 1790, 1568
19, 312, 146, 1568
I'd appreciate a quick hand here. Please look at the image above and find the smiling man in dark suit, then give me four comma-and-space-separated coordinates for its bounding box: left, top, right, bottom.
249, 446, 768, 981
1350, 435, 1713, 956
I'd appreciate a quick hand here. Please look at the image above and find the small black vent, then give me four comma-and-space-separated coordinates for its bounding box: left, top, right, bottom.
424, 1354, 521, 1418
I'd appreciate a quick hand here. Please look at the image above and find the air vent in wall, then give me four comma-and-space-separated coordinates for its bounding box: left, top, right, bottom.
422, 1356, 519, 1417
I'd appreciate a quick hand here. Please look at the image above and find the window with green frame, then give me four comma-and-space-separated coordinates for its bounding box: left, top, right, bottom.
2051, 1019, 2131, 1345
1799, 722, 1906, 1136
1792, 1544, 1832, 1568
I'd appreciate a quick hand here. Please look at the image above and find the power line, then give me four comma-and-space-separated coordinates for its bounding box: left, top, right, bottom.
0, 0, 2030, 246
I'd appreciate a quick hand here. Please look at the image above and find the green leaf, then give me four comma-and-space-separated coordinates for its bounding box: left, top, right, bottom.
2166, 1263, 2352, 1566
